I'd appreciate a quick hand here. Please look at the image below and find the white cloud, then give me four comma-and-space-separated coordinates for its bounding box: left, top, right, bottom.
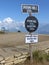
0, 21, 2, 30
16, 21, 25, 27
2, 17, 16, 29
0, 21, 3, 27
0, 21, 1, 23
0, 17, 25, 31
3, 17, 14, 24
16, 27, 20, 30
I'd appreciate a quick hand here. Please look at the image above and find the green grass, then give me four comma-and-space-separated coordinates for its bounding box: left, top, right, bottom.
32, 50, 49, 63
33, 50, 43, 63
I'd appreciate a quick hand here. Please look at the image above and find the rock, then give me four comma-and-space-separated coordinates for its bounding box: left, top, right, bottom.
0, 56, 3, 61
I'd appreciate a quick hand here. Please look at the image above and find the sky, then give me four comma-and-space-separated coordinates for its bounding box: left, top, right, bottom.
0, 0, 49, 31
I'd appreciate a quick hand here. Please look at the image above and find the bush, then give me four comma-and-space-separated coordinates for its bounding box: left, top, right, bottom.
26, 50, 49, 64
33, 51, 39, 60
45, 53, 49, 61
0, 31, 5, 34
17, 30, 21, 32
33, 50, 43, 63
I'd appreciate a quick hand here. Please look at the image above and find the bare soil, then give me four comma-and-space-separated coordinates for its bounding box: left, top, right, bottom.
0, 32, 49, 48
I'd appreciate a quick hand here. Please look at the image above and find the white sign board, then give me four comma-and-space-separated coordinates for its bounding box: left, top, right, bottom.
25, 34, 38, 43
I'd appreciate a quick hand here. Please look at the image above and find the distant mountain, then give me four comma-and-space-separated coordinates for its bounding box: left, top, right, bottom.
38, 24, 49, 34
19, 25, 27, 32
8, 28, 17, 32
7, 25, 27, 32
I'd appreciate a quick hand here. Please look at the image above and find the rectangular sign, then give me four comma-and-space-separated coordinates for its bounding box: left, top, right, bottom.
22, 4, 38, 13
25, 34, 38, 43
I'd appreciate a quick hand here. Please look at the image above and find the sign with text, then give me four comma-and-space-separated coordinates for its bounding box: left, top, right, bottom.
25, 16, 38, 32
25, 34, 38, 43
22, 4, 38, 13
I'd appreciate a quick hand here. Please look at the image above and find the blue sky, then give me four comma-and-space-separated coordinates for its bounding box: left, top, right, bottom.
0, 0, 49, 31
0, 0, 49, 22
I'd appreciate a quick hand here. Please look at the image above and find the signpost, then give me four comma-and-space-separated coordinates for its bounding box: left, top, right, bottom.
25, 35, 38, 43
22, 4, 39, 63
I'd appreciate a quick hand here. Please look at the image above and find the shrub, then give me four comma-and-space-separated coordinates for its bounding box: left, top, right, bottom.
0, 31, 5, 34
33, 51, 39, 60
17, 30, 21, 32
33, 50, 43, 63
26, 50, 49, 64
45, 53, 49, 61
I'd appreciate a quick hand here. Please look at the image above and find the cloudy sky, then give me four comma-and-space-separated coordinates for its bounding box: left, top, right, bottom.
0, 17, 24, 31
0, 0, 49, 31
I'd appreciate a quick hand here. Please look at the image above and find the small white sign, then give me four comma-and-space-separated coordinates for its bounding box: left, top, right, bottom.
25, 34, 38, 43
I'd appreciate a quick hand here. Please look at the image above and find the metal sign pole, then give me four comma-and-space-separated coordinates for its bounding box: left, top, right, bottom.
29, 12, 33, 63
29, 33, 33, 63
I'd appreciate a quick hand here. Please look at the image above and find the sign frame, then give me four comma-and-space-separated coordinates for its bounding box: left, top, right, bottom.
25, 16, 38, 33
21, 4, 39, 13
25, 34, 38, 43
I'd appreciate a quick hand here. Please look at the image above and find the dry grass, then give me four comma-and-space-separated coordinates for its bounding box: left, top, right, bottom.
0, 32, 49, 48
0, 32, 49, 65
0, 32, 25, 47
